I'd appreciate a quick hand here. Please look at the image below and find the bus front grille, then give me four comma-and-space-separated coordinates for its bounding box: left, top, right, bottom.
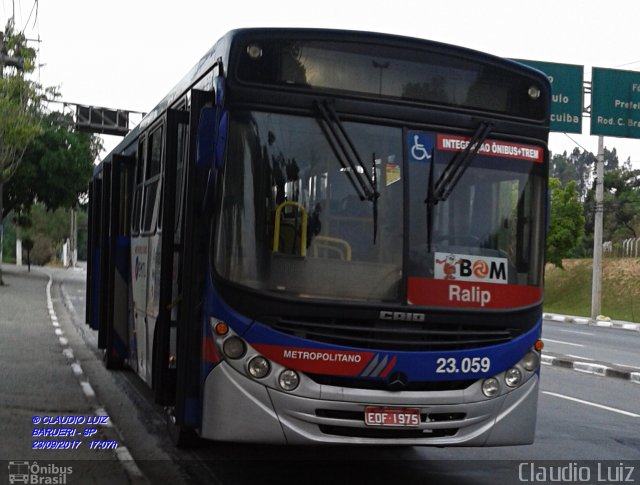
269, 317, 517, 351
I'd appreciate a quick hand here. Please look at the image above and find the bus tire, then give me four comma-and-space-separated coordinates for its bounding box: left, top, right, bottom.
103, 348, 125, 370
166, 408, 199, 448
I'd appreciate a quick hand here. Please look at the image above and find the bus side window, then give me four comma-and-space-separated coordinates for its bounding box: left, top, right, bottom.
131, 137, 146, 235
142, 125, 164, 233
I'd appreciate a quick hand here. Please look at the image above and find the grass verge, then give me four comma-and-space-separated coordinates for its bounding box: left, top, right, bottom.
543, 258, 640, 323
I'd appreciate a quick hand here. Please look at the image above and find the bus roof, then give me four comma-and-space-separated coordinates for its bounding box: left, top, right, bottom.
101, 27, 548, 164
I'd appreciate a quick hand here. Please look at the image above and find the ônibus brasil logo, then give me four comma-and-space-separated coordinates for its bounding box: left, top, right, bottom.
434, 252, 508, 285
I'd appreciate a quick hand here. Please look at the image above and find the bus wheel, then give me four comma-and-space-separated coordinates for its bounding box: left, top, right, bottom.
103, 348, 125, 369
166, 407, 199, 448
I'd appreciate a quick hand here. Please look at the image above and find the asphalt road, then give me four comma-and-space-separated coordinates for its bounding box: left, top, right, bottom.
3, 265, 638, 485
542, 319, 640, 369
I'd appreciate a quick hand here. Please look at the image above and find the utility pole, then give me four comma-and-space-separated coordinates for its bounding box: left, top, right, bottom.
590, 136, 605, 320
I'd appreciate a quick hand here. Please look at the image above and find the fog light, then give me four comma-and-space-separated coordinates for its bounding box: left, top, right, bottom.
521, 351, 539, 371
505, 367, 522, 387
248, 356, 271, 378
482, 377, 500, 397
279, 369, 299, 391
222, 336, 246, 359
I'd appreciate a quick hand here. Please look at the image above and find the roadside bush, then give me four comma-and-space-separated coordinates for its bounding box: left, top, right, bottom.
28, 236, 55, 266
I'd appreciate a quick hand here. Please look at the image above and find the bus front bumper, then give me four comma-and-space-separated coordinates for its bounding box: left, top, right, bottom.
200, 362, 539, 446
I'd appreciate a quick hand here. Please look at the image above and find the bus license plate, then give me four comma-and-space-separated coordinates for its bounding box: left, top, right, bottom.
364, 407, 421, 427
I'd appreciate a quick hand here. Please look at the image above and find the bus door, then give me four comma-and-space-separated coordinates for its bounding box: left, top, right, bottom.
94, 155, 135, 368
132, 124, 165, 384
170, 89, 217, 435
153, 108, 189, 404
86, 174, 101, 331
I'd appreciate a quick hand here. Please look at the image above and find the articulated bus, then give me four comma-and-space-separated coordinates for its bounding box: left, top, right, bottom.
87, 28, 550, 446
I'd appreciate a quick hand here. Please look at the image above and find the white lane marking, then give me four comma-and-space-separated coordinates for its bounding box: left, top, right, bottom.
71, 363, 84, 377
544, 338, 584, 348
542, 391, 640, 418
540, 354, 554, 366
115, 447, 146, 478
80, 381, 96, 399
46, 274, 145, 482
554, 329, 595, 336
94, 407, 113, 428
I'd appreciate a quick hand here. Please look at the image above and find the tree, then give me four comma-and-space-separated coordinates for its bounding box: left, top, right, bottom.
601, 161, 640, 241
4, 111, 101, 217
580, 152, 640, 255
549, 148, 596, 202
547, 178, 584, 268
0, 20, 46, 284
550, 151, 577, 187
19, 204, 71, 265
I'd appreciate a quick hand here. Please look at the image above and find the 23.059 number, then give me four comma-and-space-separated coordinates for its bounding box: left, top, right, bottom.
436, 357, 491, 374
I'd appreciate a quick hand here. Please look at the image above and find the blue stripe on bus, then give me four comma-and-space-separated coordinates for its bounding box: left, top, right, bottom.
203, 277, 254, 336
242, 319, 542, 382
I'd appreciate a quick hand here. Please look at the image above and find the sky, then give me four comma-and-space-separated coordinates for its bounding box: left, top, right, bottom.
6, 0, 640, 165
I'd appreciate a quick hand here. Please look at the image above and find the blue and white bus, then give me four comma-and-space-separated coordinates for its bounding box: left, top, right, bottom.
87, 28, 550, 446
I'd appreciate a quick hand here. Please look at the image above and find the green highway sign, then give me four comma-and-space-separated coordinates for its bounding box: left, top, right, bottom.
591, 67, 640, 139
515, 60, 584, 134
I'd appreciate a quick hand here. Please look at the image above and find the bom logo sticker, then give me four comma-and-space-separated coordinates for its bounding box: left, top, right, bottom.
434, 252, 508, 285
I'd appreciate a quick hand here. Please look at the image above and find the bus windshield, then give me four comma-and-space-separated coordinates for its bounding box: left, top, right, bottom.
213, 110, 545, 306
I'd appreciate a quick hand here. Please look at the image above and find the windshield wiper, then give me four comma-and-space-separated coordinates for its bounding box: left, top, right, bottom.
432, 121, 493, 203
314, 100, 380, 243
314, 100, 379, 202
425, 120, 493, 250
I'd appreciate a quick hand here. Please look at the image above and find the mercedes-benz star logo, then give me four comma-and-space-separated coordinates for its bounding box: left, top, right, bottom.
387, 371, 408, 391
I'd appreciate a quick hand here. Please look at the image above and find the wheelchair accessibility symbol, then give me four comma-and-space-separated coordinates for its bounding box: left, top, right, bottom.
408, 132, 434, 163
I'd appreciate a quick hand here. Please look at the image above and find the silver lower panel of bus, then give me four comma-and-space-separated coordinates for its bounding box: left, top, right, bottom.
200, 362, 539, 446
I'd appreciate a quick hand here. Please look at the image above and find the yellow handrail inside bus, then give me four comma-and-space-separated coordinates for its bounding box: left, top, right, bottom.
273, 201, 307, 257
310, 236, 352, 261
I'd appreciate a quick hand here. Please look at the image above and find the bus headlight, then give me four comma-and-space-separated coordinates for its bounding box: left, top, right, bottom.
521, 351, 539, 371
505, 367, 522, 388
279, 369, 299, 391
482, 377, 500, 397
222, 337, 246, 359
248, 356, 271, 378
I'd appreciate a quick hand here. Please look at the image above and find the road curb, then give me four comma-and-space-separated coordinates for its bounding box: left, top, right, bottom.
542, 352, 640, 384
543, 313, 640, 332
